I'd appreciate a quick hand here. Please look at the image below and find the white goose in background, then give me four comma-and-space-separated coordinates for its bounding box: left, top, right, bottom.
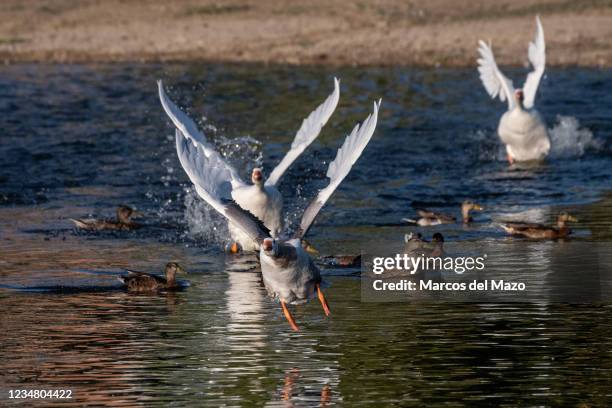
477, 15, 551, 164
158, 78, 340, 251
174, 100, 380, 330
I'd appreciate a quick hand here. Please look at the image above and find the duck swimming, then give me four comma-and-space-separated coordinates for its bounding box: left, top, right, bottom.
119, 262, 187, 292
499, 212, 577, 239
477, 16, 551, 164
70, 205, 142, 231
158, 78, 340, 253
403, 201, 483, 226
174, 97, 380, 331
404, 232, 444, 256
320, 254, 362, 268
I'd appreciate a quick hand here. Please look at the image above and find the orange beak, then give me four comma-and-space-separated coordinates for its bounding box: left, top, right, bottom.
262, 239, 273, 251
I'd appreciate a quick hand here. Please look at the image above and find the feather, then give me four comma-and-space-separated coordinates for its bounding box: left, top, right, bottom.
295, 99, 380, 238
265, 78, 340, 187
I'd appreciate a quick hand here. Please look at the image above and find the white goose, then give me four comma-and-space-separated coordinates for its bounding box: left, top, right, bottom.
477, 16, 551, 164
158, 78, 340, 251
174, 100, 380, 330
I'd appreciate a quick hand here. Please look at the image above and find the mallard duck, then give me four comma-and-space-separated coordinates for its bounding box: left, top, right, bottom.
403, 232, 425, 252
404, 232, 444, 256
477, 16, 551, 164
320, 254, 362, 268
159, 78, 339, 253
499, 212, 577, 239
403, 201, 483, 226
174, 98, 380, 330
119, 262, 187, 292
70, 205, 142, 231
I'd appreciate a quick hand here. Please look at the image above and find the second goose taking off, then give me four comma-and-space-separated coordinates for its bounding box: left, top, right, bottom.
477, 16, 551, 164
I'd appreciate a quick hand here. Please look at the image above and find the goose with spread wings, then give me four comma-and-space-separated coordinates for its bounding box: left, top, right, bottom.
477, 16, 551, 164
174, 100, 380, 331
158, 78, 340, 251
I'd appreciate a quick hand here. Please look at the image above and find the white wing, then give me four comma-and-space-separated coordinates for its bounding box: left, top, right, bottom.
175, 130, 270, 242
477, 41, 515, 111
158, 80, 245, 187
296, 99, 381, 238
265, 77, 340, 187
522, 15, 546, 109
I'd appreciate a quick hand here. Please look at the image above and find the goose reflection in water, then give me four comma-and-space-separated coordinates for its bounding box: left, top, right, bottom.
264, 368, 332, 407
225, 253, 268, 349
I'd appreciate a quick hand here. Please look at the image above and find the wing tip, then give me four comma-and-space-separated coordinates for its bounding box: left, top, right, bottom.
158, 79, 169, 104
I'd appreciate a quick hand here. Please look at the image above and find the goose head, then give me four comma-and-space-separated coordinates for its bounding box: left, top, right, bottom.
262, 237, 278, 257
251, 167, 264, 186
514, 89, 525, 108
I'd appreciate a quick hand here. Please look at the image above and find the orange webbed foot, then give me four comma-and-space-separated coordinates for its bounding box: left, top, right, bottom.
317, 284, 331, 317
281, 301, 300, 332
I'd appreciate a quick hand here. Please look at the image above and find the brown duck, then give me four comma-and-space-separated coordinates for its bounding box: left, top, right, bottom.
119, 262, 187, 292
500, 212, 577, 239
320, 254, 362, 268
404, 232, 444, 256
403, 200, 483, 226
70, 205, 142, 231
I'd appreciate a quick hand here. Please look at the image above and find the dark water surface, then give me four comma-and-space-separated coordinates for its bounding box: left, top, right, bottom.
1, 63, 612, 406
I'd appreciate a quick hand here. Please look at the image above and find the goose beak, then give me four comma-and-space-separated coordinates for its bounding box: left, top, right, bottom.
473, 204, 484, 211
568, 215, 578, 222
131, 210, 144, 218
229, 242, 241, 253
302, 239, 319, 255
177, 265, 187, 275
252, 168, 263, 183
262, 238, 274, 252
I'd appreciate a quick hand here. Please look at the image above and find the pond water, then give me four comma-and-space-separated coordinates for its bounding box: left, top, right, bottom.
1, 63, 611, 406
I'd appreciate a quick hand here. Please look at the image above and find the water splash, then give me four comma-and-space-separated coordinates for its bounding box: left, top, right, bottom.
549, 115, 603, 159
181, 134, 263, 246
183, 187, 229, 247
216, 135, 263, 175
473, 115, 603, 162
472, 129, 503, 162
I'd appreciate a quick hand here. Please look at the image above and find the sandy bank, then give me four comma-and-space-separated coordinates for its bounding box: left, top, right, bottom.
1, 0, 611, 67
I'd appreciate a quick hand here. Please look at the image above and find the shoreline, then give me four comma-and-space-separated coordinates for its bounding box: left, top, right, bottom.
2, 54, 612, 69
1, 1, 611, 67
